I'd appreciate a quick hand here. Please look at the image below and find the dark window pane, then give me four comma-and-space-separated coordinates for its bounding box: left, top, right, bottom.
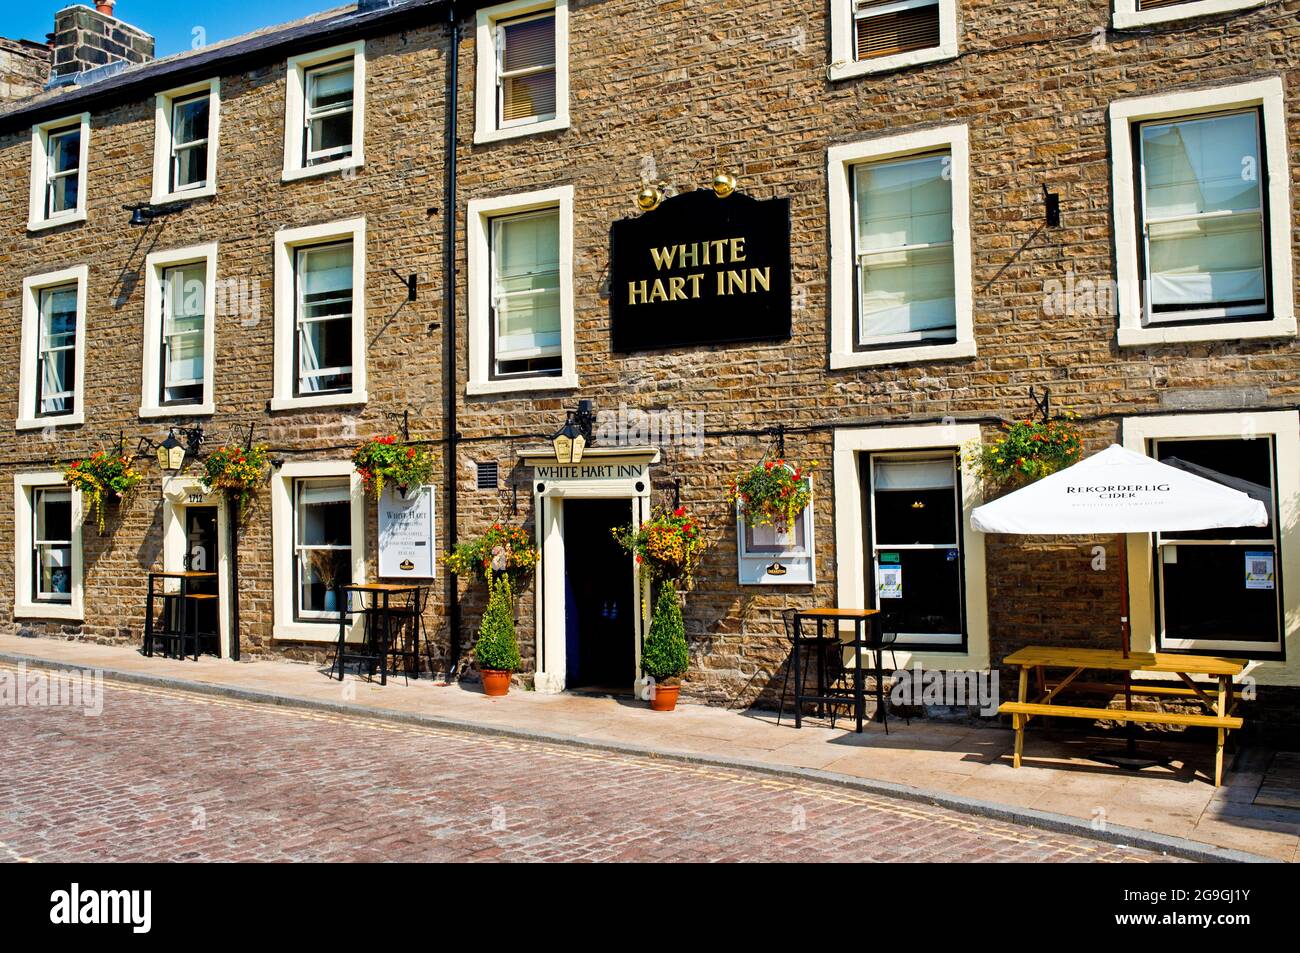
1161, 543, 1279, 645
1158, 437, 1274, 539
874, 488, 957, 545
877, 549, 962, 637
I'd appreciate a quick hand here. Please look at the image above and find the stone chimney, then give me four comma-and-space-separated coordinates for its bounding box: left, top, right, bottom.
51, 3, 154, 80
0, 37, 53, 104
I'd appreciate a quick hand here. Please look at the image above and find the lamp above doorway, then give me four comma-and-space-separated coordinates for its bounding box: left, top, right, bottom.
153, 424, 205, 473
551, 400, 595, 465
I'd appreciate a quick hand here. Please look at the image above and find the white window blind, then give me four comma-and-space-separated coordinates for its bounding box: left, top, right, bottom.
491, 209, 561, 369
853, 151, 956, 346
498, 13, 556, 125
37, 285, 78, 416
872, 458, 956, 491
1139, 109, 1266, 324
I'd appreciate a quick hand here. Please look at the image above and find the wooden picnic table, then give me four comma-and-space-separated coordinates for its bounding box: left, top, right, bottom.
999, 646, 1246, 786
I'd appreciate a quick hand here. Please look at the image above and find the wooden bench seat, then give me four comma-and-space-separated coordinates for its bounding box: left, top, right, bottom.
998, 701, 1242, 785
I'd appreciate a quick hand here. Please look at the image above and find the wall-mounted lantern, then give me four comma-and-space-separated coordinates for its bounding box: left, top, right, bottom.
551, 400, 595, 465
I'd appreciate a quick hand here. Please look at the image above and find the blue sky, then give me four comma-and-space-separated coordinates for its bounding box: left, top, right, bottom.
3, 1, 341, 57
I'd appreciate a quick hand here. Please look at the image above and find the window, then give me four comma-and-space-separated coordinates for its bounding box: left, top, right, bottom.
272, 218, 367, 411
832, 424, 989, 667
27, 113, 89, 230
271, 461, 364, 642
865, 454, 964, 646
152, 81, 219, 204
18, 266, 87, 430
32, 488, 73, 604
1151, 437, 1281, 655
283, 42, 365, 181
853, 151, 955, 348
467, 187, 576, 395
475, 0, 570, 143
829, 0, 957, 81
141, 244, 217, 417
1113, 0, 1267, 30
828, 125, 973, 368
1123, 411, 1299, 674
293, 478, 353, 621
13, 473, 83, 621
490, 209, 562, 378
295, 243, 354, 396
1110, 78, 1294, 346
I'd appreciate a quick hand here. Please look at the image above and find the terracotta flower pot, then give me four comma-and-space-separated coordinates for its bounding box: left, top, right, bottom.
649, 683, 681, 712
481, 669, 512, 697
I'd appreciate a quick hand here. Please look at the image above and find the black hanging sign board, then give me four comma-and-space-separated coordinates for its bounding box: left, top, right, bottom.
609, 189, 792, 352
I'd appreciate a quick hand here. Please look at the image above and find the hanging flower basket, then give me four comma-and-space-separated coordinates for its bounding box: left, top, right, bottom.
447, 523, 539, 589
60, 450, 143, 534
351, 435, 436, 499
612, 507, 707, 585
199, 444, 271, 516
727, 459, 815, 531
965, 414, 1083, 492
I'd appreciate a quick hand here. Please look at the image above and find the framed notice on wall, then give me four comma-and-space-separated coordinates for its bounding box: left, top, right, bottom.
378, 485, 436, 579
735, 483, 815, 586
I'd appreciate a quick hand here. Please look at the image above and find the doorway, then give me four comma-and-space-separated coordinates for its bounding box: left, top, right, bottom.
184, 506, 220, 656
161, 479, 232, 659
563, 498, 635, 691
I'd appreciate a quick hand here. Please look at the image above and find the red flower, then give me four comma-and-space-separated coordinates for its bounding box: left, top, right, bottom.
406, 447, 416, 458
673, 506, 685, 518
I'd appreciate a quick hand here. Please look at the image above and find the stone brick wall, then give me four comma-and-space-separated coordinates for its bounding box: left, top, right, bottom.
0, 38, 51, 106
0, 1, 1297, 731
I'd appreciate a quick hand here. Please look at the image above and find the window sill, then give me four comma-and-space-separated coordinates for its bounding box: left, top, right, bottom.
281, 156, 363, 183
827, 44, 957, 82
1112, 0, 1265, 30
1117, 316, 1296, 348
14, 602, 82, 622
273, 620, 358, 644
26, 210, 86, 233
149, 184, 216, 206
473, 115, 569, 145
466, 374, 578, 397
269, 391, 368, 412
830, 339, 975, 370
16, 412, 84, 431
139, 403, 215, 419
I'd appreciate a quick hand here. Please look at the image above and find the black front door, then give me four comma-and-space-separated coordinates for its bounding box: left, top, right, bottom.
563, 499, 634, 690
185, 506, 220, 655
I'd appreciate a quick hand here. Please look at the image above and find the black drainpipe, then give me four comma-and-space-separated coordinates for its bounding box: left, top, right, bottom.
227, 497, 240, 661
443, 1, 462, 675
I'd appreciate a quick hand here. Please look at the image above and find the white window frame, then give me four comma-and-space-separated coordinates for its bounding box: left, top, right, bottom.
140, 243, 218, 418
1113, 0, 1266, 30
828, 124, 974, 369
271, 460, 366, 643
1122, 411, 1299, 687
13, 472, 84, 622
474, 0, 570, 144
27, 112, 89, 231
17, 265, 88, 431
828, 0, 958, 82
272, 217, 368, 411
151, 79, 220, 205
1110, 77, 1294, 347
467, 186, 577, 395
833, 423, 989, 668
282, 41, 365, 182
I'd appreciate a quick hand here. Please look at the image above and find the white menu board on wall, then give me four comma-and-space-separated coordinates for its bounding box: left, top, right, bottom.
378, 485, 436, 579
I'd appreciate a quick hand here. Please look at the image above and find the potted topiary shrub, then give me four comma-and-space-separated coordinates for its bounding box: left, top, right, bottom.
641, 580, 690, 711
474, 575, 522, 696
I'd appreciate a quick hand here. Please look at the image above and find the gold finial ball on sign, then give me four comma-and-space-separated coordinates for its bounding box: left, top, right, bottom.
635, 184, 663, 212
712, 171, 737, 198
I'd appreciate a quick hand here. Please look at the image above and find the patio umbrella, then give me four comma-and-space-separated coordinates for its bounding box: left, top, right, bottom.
971, 443, 1268, 767
970, 444, 1267, 655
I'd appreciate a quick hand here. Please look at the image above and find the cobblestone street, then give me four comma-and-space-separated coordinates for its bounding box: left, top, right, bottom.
0, 674, 1179, 863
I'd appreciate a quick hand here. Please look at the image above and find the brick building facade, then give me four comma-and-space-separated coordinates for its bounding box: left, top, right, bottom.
1, 1, 1297, 730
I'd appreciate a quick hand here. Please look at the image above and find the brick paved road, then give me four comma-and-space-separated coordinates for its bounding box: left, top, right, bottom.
0, 672, 1178, 862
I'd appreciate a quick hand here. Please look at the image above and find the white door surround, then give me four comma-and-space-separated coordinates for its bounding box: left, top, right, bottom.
519, 446, 659, 694
161, 477, 232, 658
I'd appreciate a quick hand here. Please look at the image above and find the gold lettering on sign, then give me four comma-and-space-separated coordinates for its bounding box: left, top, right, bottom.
628, 236, 771, 306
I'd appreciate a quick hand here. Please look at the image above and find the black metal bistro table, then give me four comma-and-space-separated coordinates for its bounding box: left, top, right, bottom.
143, 571, 218, 660
790, 607, 885, 734
332, 583, 427, 686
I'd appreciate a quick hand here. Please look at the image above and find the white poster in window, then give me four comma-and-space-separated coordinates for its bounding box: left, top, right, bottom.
378, 485, 435, 578
877, 564, 903, 599
1245, 550, 1274, 590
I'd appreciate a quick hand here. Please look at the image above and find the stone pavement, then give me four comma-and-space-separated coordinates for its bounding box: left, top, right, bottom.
0, 670, 1172, 863
1, 633, 1295, 861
